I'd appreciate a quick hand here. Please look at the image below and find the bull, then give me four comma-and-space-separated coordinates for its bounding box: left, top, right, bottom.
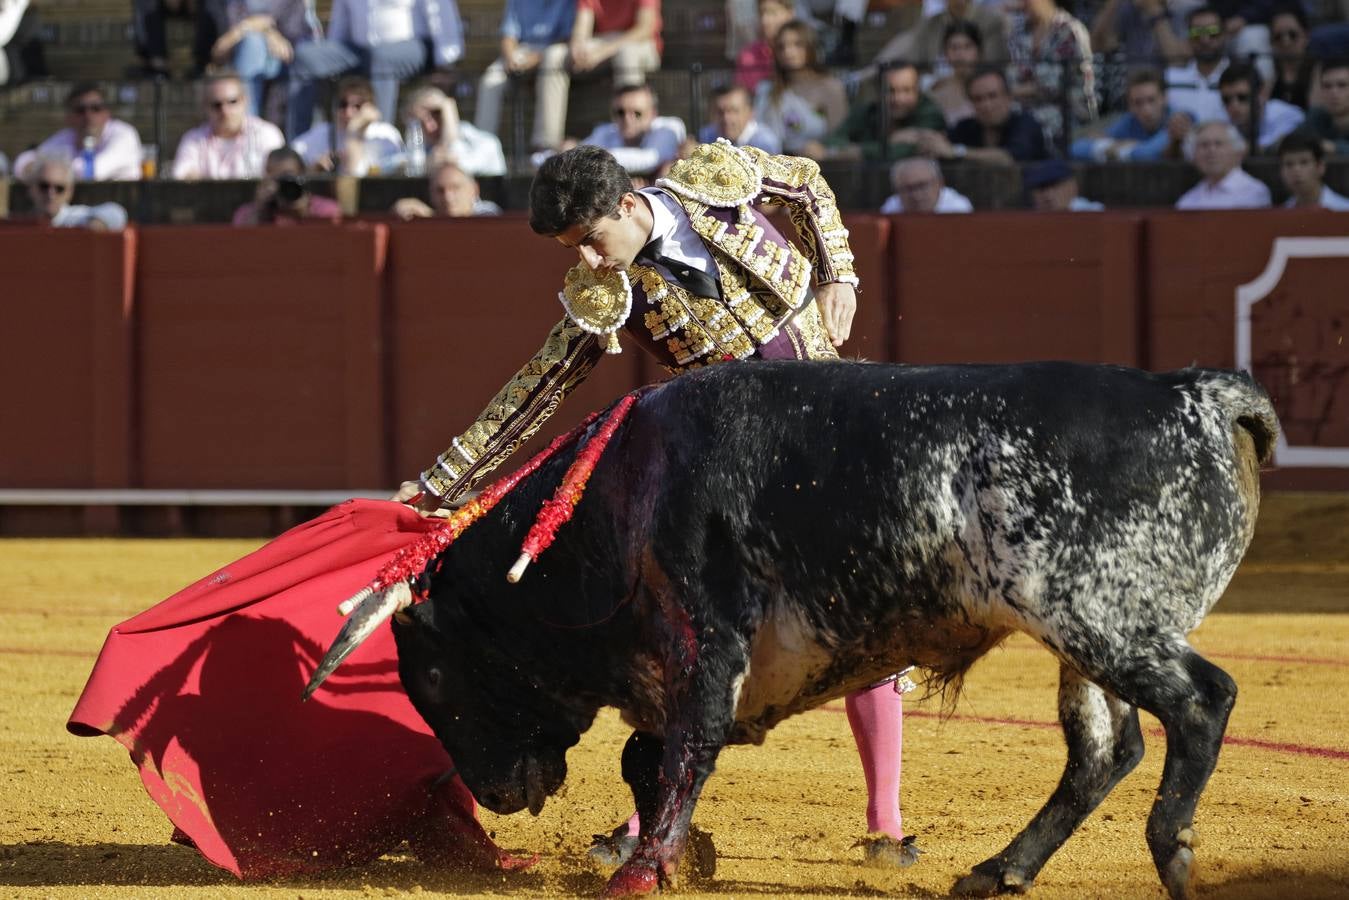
313, 359, 1276, 898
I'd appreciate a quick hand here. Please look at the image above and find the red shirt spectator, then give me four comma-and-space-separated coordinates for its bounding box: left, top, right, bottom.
576, 0, 663, 54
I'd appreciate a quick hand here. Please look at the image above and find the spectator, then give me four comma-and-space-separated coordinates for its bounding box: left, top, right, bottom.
209, 0, 319, 118
1166, 7, 1231, 126
406, 85, 508, 176
1219, 61, 1303, 153
172, 71, 286, 180
131, 0, 223, 79
919, 66, 1051, 164
232, 146, 343, 224
1269, 5, 1315, 110
1175, 119, 1272, 208
1024, 158, 1105, 209
1006, 0, 1096, 151
1277, 127, 1349, 209
1211, 0, 1283, 83
568, 0, 662, 86
926, 21, 983, 128
292, 76, 405, 175
574, 83, 684, 178
474, 0, 576, 153
1089, 0, 1188, 64
879, 157, 974, 213
1306, 59, 1349, 156
736, 0, 793, 92
871, 0, 1007, 70
12, 83, 144, 181
391, 160, 503, 218
809, 62, 946, 161
1, 0, 46, 86
23, 155, 128, 230
287, 0, 464, 138
1072, 68, 1178, 161
753, 19, 848, 154
696, 84, 782, 152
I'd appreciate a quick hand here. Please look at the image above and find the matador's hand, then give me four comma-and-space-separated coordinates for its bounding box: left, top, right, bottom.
391, 480, 447, 516
817, 282, 857, 347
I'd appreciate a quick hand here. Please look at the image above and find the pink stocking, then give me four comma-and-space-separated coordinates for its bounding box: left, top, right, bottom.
845, 680, 904, 839
623, 809, 641, 837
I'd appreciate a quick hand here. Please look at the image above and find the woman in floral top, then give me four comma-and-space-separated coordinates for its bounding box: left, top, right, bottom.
1006, 0, 1096, 151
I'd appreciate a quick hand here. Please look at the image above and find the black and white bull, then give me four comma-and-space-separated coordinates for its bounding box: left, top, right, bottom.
318, 360, 1276, 898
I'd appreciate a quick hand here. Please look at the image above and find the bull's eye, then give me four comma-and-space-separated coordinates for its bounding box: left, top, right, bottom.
425, 667, 442, 691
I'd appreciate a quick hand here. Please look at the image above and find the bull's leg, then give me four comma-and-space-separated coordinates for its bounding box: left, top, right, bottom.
954, 662, 1144, 896
620, 730, 665, 837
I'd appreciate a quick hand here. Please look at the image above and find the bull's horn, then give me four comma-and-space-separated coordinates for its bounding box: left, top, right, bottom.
302, 580, 413, 701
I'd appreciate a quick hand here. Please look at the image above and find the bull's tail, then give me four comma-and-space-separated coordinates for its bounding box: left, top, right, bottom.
1196, 370, 1280, 466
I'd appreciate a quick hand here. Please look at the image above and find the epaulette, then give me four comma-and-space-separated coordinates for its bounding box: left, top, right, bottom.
656, 139, 763, 208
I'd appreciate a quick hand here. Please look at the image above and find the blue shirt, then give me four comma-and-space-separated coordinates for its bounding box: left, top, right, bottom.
1106, 105, 1171, 162
697, 120, 782, 154
500, 0, 575, 45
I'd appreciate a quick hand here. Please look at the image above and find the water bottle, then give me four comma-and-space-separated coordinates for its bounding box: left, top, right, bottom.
405, 118, 426, 176
80, 134, 97, 180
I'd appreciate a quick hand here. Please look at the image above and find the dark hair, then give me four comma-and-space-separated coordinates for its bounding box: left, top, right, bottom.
1126, 67, 1164, 92
267, 146, 305, 169
773, 20, 824, 79
612, 82, 656, 104
712, 83, 752, 105
1276, 127, 1324, 161
529, 146, 633, 236
1321, 58, 1349, 77
942, 20, 983, 52
881, 60, 920, 80
968, 64, 1009, 91
1270, 2, 1308, 31
1186, 5, 1221, 26
1219, 60, 1262, 90
336, 75, 375, 105
66, 82, 105, 109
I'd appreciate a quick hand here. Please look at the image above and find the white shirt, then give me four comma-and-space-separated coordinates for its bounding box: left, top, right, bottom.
328, 0, 464, 66
879, 186, 974, 214
172, 117, 286, 180
1069, 196, 1105, 211
14, 119, 144, 181
1244, 98, 1305, 151
1175, 167, 1272, 210
578, 116, 686, 177
293, 121, 405, 175
1283, 185, 1349, 211
638, 187, 719, 276
50, 202, 128, 230
1165, 59, 1228, 125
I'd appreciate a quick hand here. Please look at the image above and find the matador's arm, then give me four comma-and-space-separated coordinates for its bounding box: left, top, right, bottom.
737, 145, 859, 287
419, 317, 604, 502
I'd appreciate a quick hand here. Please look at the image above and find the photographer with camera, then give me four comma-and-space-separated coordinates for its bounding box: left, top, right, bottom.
232, 146, 343, 225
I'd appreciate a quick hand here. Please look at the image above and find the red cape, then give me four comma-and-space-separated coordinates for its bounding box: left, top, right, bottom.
67, 499, 511, 879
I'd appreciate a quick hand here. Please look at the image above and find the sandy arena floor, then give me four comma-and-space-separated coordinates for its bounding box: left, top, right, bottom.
2, 494, 1346, 899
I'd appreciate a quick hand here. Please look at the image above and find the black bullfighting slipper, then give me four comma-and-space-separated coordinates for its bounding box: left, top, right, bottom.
855, 833, 921, 868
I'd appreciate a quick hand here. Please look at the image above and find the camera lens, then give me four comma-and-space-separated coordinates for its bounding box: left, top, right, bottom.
275, 175, 306, 204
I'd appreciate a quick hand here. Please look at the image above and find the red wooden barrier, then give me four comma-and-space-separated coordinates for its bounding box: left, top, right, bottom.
134, 223, 388, 489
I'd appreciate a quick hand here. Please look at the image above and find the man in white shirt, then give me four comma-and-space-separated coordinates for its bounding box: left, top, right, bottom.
1278, 128, 1349, 211
24, 155, 128, 230
576, 83, 684, 179
391, 159, 503, 218
14, 84, 143, 181
172, 72, 286, 180
292, 76, 405, 175
695, 84, 782, 154
287, 0, 464, 138
879, 157, 973, 213
1165, 7, 1229, 129
1219, 62, 1303, 154
1175, 120, 1272, 210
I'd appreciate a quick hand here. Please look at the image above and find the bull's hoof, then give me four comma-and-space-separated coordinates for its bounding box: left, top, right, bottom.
856, 833, 920, 869
588, 833, 639, 869
603, 860, 662, 897
952, 862, 1033, 896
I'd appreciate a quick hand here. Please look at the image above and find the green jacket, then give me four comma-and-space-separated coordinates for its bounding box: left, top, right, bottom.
827, 94, 947, 161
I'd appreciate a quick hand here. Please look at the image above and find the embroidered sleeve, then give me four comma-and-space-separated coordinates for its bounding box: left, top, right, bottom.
738, 145, 858, 287
419, 317, 604, 501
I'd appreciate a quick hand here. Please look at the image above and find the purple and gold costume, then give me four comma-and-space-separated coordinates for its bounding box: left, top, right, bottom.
421, 141, 859, 501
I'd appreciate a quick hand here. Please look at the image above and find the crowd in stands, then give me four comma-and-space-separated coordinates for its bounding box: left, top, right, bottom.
4, 0, 1349, 230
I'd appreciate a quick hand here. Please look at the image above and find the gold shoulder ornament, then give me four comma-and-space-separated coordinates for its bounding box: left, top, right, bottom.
558, 263, 631, 354
657, 139, 763, 220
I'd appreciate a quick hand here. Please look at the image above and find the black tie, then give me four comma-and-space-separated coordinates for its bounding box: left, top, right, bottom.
636, 238, 722, 300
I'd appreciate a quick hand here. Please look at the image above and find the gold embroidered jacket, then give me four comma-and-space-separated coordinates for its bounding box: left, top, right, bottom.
420, 141, 857, 501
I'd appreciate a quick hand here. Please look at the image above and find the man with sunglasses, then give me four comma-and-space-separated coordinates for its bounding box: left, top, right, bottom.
13, 83, 143, 181
572, 83, 685, 180
172, 70, 285, 180
1165, 6, 1231, 127
1218, 61, 1303, 154
291, 76, 405, 176
24, 154, 128, 230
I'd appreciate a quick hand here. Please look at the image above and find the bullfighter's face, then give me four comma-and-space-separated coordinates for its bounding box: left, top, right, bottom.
554, 191, 651, 276
392, 604, 579, 815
